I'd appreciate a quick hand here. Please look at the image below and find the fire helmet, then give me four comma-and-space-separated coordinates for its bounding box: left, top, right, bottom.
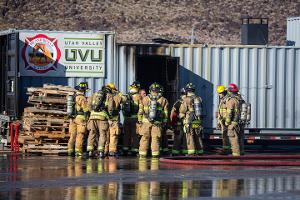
106, 83, 117, 91
228, 83, 239, 93
130, 81, 141, 89
149, 82, 161, 92
216, 85, 226, 94
75, 82, 88, 91
185, 83, 195, 92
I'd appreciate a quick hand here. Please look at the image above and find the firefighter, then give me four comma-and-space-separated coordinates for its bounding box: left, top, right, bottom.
159, 86, 170, 155
87, 85, 113, 158
171, 88, 187, 156
216, 85, 231, 154
122, 81, 142, 155
67, 82, 89, 157
106, 83, 123, 157
138, 82, 169, 158
179, 83, 204, 155
225, 83, 245, 156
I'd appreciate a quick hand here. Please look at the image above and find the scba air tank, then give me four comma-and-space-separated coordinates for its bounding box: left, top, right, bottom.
193, 98, 202, 117
240, 103, 247, 121
124, 96, 132, 113
67, 95, 75, 116
92, 92, 105, 111
246, 104, 251, 122
149, 100, 157, 121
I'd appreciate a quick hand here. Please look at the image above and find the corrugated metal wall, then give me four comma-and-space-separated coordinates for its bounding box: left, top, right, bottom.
117, 44, 300, 130
287, 17, 300, 46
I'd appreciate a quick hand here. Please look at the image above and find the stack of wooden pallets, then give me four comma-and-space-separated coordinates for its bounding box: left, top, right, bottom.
20, 84, 76, 154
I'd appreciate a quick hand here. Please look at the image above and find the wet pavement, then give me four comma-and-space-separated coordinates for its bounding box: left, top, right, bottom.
1, 154, 300, 200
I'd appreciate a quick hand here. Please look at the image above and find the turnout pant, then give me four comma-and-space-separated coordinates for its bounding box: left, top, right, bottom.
139, 122, 161, 157
87, 119, 109, 153
221, 123, 231, 151
185, 127, 204, 155
227, 124, 242, 156
106, 121, 120, 153
123, 118, 140, 152
68, 117, 87, 154
172, 125, 186, 155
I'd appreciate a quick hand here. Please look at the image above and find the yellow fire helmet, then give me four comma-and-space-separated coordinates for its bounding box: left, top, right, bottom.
217, 85, 226, 94
106, 83, 117, 91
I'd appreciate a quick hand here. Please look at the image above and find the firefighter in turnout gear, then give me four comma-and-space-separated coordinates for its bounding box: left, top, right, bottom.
216, 85, 231, 154
122, 81, 142, 155
138, 82, 169, 158
225, 83, 246, 156
179, 83, 204, 155
87, 85, 113, 158
67, 82, 89, 157
171, 88, 187, 155
106, 83, 124, 157
159, 86, 170, 155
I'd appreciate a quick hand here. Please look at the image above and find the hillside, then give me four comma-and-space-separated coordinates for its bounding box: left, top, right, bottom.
0, 0, 299, 45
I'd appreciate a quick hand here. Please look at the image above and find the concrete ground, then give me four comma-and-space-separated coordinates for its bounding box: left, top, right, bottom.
1, 153, 300, 200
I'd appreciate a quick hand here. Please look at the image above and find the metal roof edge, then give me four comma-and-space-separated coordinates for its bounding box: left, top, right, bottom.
0, 29, 115, 35
287, 16, 300, 20
117, 43, 300, 49
117, 42, 171, 47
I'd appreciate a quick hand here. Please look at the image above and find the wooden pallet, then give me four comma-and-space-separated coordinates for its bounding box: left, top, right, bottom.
22, 144, 67, 155
19, 134, 69, 145
32, 131, 69, 139
27, 85, 75, 110
23, 107, 68, 116
43, 84, 76, 92
28, 95, 68, 105
33, 103, 66, 111
23, 117, 69, 132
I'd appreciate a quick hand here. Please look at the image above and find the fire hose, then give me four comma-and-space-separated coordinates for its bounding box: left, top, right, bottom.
160, 155, 300, 166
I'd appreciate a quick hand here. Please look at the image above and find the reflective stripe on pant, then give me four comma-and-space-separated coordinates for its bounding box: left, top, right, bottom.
227, 124, 241, 156
106, 121, 120, 153
172, 126, 186, 154
139, 122, 161, 156
123, 118, 139, 151
185, 128, 203, 155
87, 119, 109, 152
68, 118, 87, 153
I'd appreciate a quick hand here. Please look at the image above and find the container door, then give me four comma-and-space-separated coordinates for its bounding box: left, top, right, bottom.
165, 57, 179, 107
0, 36, 6, 114
4, 33, 19, 118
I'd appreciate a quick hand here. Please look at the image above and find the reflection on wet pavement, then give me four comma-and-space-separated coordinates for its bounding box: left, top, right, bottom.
1, 154, 300, 200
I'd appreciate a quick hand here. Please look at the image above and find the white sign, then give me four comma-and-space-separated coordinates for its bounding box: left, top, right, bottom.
19, 32, 105, 77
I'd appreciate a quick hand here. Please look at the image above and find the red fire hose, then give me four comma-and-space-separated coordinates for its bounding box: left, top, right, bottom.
160, 155, 300, 166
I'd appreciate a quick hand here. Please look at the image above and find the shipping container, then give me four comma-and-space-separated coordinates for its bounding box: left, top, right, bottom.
116, 44, 300, 141
287, 17, 300, 46
0, 29, 115, 141
1, 29, 300, 143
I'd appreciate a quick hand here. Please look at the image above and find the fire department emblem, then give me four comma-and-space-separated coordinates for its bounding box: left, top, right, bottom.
22, 34, 61, 73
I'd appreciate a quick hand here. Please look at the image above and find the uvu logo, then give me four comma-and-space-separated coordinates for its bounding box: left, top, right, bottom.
65, 49, 102, 62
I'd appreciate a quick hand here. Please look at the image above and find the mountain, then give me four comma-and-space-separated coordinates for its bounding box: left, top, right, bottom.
0, 0, 299, 45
